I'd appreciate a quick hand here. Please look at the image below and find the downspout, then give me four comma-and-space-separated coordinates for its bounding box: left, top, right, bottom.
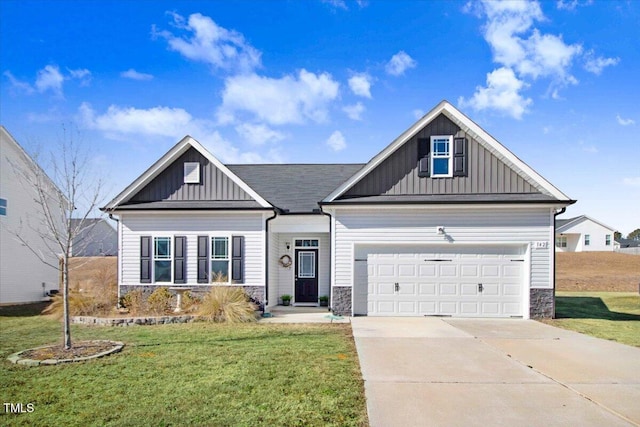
319, 206, 333, 312
552, 207, 566, 318
264, 209, 279, 314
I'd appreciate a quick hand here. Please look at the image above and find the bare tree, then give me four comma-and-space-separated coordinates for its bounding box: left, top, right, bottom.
7, 127, 104, 349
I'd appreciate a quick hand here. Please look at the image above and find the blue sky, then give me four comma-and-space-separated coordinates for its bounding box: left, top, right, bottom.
1, 0, 638, 235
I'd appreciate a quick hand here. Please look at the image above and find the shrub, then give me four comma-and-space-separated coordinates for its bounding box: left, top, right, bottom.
197, 286, 257, 323
147, 287, 173, 315
43, 292, 98, 318
121, 290, 145, 315
181, 291, 201, 313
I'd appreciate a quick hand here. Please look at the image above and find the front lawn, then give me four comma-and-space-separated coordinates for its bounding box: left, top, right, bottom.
0, 306, 368, 426
543, 292, 640, 348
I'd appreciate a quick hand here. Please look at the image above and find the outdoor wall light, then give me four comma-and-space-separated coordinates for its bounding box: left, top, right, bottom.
285, 242, 291, 251
437, 226, 445, 235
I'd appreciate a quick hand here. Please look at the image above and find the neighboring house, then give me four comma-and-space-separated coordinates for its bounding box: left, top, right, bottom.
615, 237, 640, 255
555, 215, 616, 252
0, 126, 65, 304
103, 100, 574, 319
70, 218, 117, 256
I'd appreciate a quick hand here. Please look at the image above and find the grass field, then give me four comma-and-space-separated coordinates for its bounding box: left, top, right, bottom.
556, 252, 640, 292
544, 292, 640, 347
0, 306, 368, 427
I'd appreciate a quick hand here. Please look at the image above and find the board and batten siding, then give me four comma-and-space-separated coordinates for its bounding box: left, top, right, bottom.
332, 207, 554, 290
343, 114, 541, 197
119, 212, 264, 287
130, 147, 254, 202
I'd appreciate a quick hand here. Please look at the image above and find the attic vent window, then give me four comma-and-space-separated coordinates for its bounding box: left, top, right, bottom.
184, 162, 200, 184
431, 135, 453, 178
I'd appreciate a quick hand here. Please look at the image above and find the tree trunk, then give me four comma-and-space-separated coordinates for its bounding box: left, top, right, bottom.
62, 255, 72, 349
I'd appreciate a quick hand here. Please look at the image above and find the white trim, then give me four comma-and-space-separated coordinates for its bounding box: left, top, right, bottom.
328, 203, 569, 211
323, 100, 572, 202
152, 235, 173, 284
183, 162, 200, 184
104, 136, 271, 209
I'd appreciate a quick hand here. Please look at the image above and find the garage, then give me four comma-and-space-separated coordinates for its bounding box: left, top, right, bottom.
353, 245, 526, 317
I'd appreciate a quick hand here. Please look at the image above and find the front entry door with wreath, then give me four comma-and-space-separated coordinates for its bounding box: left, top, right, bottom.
294, 249, 318, 303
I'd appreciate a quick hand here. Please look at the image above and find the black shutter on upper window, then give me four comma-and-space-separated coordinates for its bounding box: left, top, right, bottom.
140, 236, 152, 283
197, 236, 209, 284
417, 138, 431, 177
174, 236, 186, 284
231, 235, 244, 283
453, 137, 468, 177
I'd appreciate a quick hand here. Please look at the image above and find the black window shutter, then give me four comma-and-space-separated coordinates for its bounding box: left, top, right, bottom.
417, 138, 431, 177
231, 235, 244, 283
174, 236, 186, 284
140, 236, 152, 283
453, 137, 468, 177
197, 236, 209, 284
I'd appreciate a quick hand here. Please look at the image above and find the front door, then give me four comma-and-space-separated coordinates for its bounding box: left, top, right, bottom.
295, 249, 318, 303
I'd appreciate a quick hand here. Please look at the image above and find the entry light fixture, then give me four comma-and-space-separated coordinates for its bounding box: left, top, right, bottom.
437, 226, 445, 235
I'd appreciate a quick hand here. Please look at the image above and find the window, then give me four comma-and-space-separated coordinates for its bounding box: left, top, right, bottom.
605, 234, 611, 246
430, 135, 453, 177
298, 252, 316, 278
584, 234, 590, 246
184, 162, 200, 184
0, 198, 6, 216
153, 237, 172, 282
211, 237, 229, 283
295, 239, 319, 247
556, 236, 567, 248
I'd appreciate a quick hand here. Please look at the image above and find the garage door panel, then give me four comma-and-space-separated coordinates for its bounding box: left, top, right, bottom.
361, 246, 524, 317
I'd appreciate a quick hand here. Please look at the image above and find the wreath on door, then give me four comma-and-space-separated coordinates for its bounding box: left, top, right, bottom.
278, 254, 292, 268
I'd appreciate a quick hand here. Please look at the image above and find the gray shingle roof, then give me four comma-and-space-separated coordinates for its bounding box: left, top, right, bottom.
323, 193, 562, 205
228, 164, 365, 213
117, 200, 266, 210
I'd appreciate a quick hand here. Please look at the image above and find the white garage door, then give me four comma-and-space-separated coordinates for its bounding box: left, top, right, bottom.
354, 245, 525, 317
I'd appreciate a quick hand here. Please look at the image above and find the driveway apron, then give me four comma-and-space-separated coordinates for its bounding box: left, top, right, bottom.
352, 317, 640, 427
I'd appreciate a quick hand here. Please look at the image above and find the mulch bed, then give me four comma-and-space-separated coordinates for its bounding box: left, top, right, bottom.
19, 341, 120, 361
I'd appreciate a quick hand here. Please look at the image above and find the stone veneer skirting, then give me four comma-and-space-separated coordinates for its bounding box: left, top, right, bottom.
119, 285, 265, 311
530, 288, 554, 319
332, 287, 352, 316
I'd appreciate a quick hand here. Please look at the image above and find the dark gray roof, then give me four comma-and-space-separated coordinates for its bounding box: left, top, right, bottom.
555, 217, 579, 228
323, 193, 565, 205
615, 238, 640, 248
117, 200, 267, 210
228, 164, 365, 213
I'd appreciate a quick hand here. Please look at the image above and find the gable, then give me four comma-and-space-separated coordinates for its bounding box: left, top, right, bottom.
556, 215, 616, 234
342, 113, 540, 198
324, 100, 572, 204
129, 147, 254, 203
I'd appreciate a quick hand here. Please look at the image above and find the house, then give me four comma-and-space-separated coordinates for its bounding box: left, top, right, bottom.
102, 100, 574, 319
555, 215, 616, 252
70, 218, 118, 256
0, 126, 65, 304
615, 237, 640, 255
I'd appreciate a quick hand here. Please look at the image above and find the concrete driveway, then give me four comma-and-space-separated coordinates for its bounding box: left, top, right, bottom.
352, 318, 640, 427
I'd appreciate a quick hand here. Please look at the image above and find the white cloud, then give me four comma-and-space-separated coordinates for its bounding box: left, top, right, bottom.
622, 177, 640, 187
235, 123, 286, 145
584, 51, 620, 75
556, 0, 593, 11
343, 102, 365, 120
153, 12, 261, 73
616, 115, 635, 126
78, 102, 280, 163
3, 71, 35, 94
121, 69, 154, 81
218, 69, 340, 125
35, 65, 65, 96
326, 131, 346, 152
322, 0, 348, 10
458, 67, 532, 120
385, 51, 416, 76
348, 73, 372, 98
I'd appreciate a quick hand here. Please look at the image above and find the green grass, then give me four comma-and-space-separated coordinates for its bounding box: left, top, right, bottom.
0, 305, 368, 426
544, 292, 640, 348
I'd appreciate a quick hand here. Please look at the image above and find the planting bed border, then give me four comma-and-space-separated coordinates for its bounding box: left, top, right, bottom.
72, 315, 200, 326
7, 340, 124, 366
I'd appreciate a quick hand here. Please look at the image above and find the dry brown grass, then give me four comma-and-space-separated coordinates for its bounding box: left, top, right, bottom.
556, 252, 640, 292
68, 256, 117, 292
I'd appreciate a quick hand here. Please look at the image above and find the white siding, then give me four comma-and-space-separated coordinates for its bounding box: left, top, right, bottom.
1, 128, 63, 304
271, 232, 330, 303
333, 207, 554, 291
119, 212, 264, 287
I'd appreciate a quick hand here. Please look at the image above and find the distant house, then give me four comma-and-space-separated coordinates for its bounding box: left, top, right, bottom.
615, 237, 640, 255
0, 126, 65, 304
70, 218, 117, 256
555, 215, 616, 252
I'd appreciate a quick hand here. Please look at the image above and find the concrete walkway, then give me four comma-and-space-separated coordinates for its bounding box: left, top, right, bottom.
259, 306, 350, 323
352, 317, 640, 427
